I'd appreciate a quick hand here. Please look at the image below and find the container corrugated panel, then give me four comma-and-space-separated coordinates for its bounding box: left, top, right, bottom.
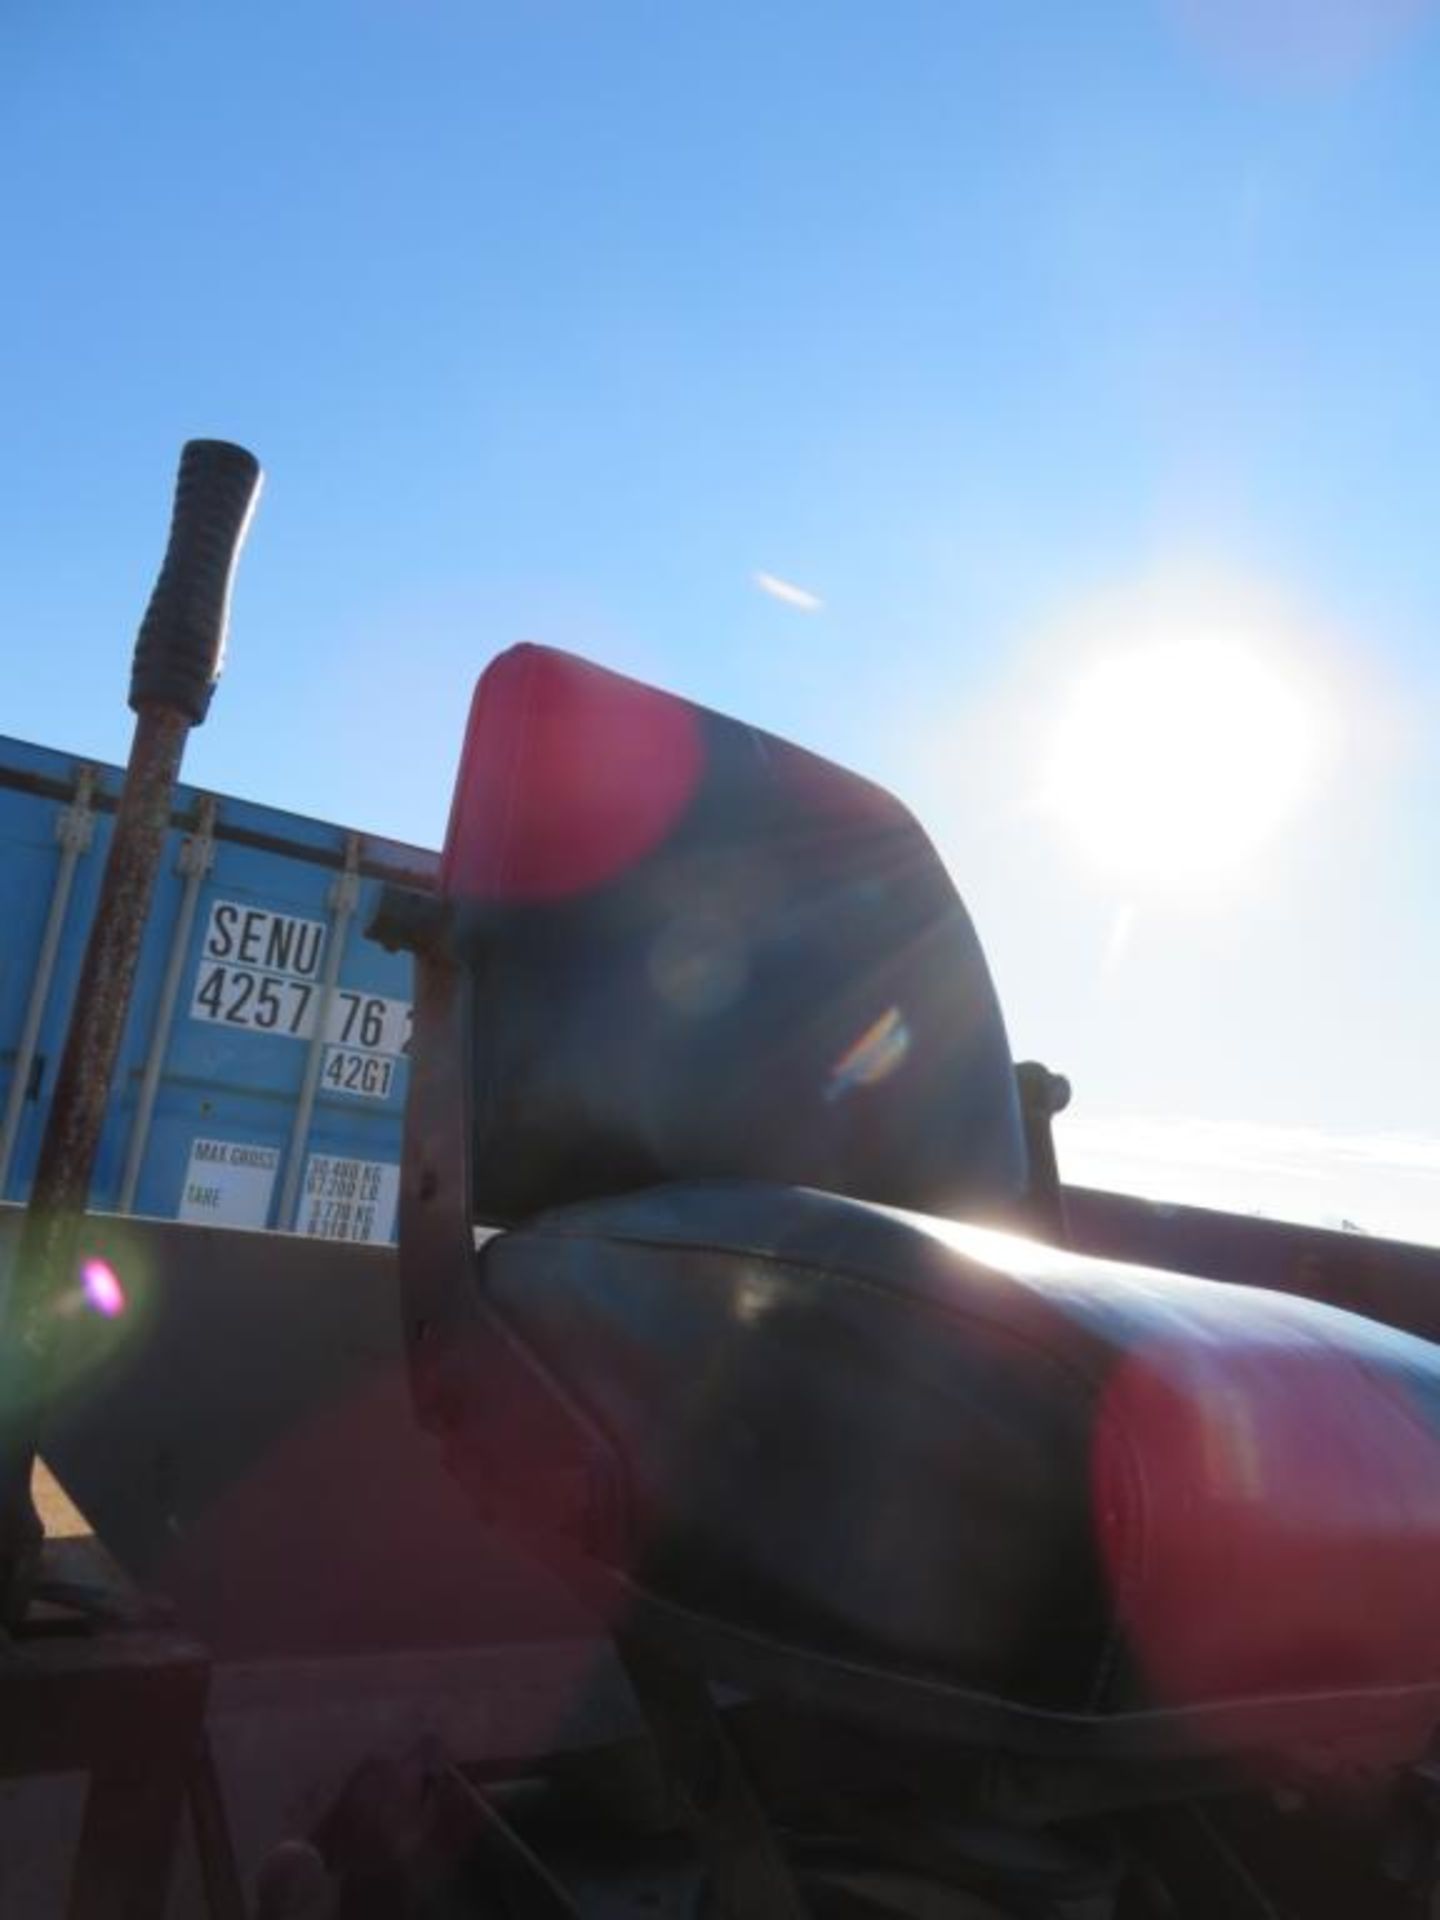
0, 735, 438, 1243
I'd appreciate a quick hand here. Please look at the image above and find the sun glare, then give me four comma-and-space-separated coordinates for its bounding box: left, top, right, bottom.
1043, 629, 1330, 890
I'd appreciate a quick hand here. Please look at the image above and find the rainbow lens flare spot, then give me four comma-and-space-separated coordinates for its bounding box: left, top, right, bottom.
826, 1007, 911, 1103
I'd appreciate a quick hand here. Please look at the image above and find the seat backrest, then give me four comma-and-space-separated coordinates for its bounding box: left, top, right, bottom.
440, 645, 1030, 1225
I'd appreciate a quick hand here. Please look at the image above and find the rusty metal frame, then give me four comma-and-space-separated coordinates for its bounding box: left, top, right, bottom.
0, 1620, 212, 1919
393, 925, 484, 1433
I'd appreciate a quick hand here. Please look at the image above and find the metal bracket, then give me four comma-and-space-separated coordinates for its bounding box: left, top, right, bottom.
620, 1640, 811, 1920
328, 834, 363, 916
0, 768, 99, 1197
1016, 1058, 1072, 1244
176, 796, 217, 879
117, 794, 218, 1214
276, 833, 363, 1231
53, 766, 98, 855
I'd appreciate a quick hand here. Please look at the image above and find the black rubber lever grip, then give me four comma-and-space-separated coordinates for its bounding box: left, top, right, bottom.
130, 438, 263, 724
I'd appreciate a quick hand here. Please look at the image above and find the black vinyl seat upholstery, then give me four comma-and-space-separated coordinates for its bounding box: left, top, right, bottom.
485, 1179, 1440, 1732
407, 643, 1440, 1754
441, 644, 1032, 1228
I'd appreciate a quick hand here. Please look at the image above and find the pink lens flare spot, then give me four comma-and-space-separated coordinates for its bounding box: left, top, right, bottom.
80, 1257, 126, 1320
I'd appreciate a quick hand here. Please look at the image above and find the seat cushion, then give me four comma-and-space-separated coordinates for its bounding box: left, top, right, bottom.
481, 1180, 1440, 1726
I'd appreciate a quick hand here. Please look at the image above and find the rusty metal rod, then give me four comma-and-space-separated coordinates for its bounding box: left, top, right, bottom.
0, 439, 261, 1617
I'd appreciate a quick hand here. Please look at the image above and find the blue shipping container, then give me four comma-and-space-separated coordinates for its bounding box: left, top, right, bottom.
0, 735, 438, 1243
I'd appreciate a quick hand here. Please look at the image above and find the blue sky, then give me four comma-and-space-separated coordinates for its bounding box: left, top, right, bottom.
4, 1, 1438, 1236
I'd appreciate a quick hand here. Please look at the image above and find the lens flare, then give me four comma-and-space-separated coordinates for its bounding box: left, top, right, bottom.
826, 1007, 911, 1103
442, 648, 705, 904
80, 1257, 126, 1320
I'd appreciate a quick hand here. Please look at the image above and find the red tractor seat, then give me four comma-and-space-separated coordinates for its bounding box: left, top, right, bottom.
388, 644, 1440, 1764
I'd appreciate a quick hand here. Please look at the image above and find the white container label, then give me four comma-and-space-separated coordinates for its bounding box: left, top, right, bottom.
320, 1047, 399, 1102
320, 990, 412, 1057
188, 899, 411, 1069
299, 1154, 400, 1244
178, 1138, 280, 1229
198, 901, 328, 977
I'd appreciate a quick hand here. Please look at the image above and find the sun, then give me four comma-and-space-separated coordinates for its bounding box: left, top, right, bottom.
1042, 628, 1330, 890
